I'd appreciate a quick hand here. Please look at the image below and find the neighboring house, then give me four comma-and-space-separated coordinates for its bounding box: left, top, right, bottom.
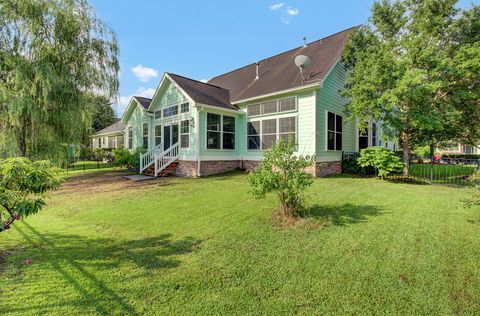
91, 119, 126, 149
122, 26, 394, 177
438, 144, 479, 155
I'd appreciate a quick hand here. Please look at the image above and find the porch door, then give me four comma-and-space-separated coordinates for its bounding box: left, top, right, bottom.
163, 124, 179, 151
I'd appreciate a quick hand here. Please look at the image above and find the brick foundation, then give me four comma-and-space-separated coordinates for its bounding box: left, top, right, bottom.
176, 160, 342, 178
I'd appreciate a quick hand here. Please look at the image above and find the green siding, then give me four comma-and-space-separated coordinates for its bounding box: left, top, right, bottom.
316, 63, 356, 161
125, 104, 150, 150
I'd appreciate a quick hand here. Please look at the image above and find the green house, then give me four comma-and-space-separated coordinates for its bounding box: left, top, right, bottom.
122, 27, 395, 177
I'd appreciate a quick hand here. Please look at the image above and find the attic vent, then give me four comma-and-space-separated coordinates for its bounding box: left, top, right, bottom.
303, 37, 307, 48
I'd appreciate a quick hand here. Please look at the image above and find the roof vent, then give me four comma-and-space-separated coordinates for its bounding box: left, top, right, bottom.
255, 62, 259, 80
303, 37, 307, 48
294, 54, 312, 83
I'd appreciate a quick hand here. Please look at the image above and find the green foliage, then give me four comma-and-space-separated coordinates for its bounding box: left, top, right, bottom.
0, 158, 62, 232
0, 0, 119, 162
442, 153, 480, 160
343, 1, 480, 171
91, 95, 116, 132
79, 147, 95, 161
248, 139, 315, 216
112, 147, 145, 170
357, 147, 404, 179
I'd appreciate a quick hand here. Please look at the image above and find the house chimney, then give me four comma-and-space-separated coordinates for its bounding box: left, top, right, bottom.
255, 62, 259, 80
303, 36, 307, 48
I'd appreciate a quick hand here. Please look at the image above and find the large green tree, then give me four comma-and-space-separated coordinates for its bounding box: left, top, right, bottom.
343, 0, 480, 173
91, 95, 116, 132
0, 0, 119, 161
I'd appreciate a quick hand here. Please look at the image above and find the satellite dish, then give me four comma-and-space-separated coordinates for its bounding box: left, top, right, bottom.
294, 54, 312, 69
294, 55, 312, 83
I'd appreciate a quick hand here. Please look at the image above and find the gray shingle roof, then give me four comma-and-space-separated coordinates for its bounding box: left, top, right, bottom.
134, 96, 152, 109
167, 73, 236, 110
94, 119, 126, 135
208, 26, 358, 102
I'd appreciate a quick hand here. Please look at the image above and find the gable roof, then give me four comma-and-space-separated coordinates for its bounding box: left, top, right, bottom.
94, 119, 126, 136
134, 96, 152, 109
167, 73, 236, 110
208, 26, 358, 103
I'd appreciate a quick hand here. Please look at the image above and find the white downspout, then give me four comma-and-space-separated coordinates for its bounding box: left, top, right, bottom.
195, 106, 202, 177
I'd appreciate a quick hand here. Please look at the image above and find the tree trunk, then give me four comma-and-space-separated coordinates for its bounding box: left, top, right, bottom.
17, 116, 29, 157
401, 129, 410, 176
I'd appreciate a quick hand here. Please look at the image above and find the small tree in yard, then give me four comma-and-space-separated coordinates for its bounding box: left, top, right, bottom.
248, 139, 315, 217
357, 147, 404, 180
0, 158, 62, 233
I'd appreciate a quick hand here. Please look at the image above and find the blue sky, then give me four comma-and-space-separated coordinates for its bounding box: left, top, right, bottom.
88, 0, 478, 116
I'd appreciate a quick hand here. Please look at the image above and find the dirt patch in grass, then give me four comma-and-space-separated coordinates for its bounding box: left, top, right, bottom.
270, 210, 328, 230
56, 171, 172, 196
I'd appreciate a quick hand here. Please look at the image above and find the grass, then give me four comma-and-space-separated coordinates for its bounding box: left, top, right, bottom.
1, 171, 480, 314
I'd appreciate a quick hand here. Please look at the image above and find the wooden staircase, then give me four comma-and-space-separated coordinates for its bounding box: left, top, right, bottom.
141, 162, 178, 177
140, 142, 180, 178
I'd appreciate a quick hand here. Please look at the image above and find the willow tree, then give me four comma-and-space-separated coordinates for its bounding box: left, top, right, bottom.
0, 0, 119, 161
343, 0, 480, 174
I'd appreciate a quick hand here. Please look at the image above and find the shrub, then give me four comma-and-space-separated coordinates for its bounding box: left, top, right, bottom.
0, 158, 62, 232
248, 139, 315, 217
92, 148, 107, 161
112, 147, 146, 170
79, 147, 95, 160
357, 146, 404, 180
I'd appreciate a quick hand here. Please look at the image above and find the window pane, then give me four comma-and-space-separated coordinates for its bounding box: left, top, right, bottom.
279, 117, 295, 133
143, 137, 148, 148
155, 110, 161, 119
223, 116, 235, 133
143, 123, 148, 136
262, 134, 277, 149
155, 125, 161, 137
328, 112, 335, 131
247, 104, 261, 116
262, 119, 276, 134
207, 113, 220, 131
336, 132, 342, 150
223, 133, 235, 149
279, 97, 296, 112
248, 136, 260, 149
247, 121, 260, 135
181, 102, 189, 113
336, 115, 343, 133
207, 131, 220, 149
359, 136, 368, 150
279, 133, 296, 144
181, 120, 189, 133
327, 131, 335, 150
262, 101, 277, 114
172, 124, 179, 145
181, 135, 189, 148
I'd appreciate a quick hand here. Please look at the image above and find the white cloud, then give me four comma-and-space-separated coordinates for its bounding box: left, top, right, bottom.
131, 65, 158, 82
116, 87, 156, 117
270, 3, 284, 10
286, 7, 299, 16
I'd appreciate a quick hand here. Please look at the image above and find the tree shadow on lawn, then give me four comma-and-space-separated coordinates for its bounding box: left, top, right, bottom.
301, 203, 384, 226
7, 222, 200, 315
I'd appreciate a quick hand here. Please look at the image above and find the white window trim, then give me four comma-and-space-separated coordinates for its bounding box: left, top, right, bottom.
127, 126, 133, 150
247, 115, 298, 151
246, 96, 298, 118
154, 124, 162, 147
205, 113, 236, 151
325, 111, 343, 151
180, 120, 190, 149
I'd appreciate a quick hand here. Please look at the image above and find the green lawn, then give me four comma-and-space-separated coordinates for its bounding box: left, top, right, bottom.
1, 171, 480, 314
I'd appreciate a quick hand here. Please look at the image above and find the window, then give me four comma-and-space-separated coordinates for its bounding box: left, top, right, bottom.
154, 125, 162, 146
279, 117, 296, 143
247, 121, 261, 150
247, 97, 296, 117
128, 127, 133, 149
180, 120, 189, 148
142, 123, 149, 148
247, 116, 297, 150
262, 119, 277, 149
154, 110, 161, 119
222, 115, 235, 150
206, 113, 235, 150
358, 127, 368, 150
371, 123, 377, 146
180, 102, 189, 113
163, 105, 178, 118
327, 112, 342, 151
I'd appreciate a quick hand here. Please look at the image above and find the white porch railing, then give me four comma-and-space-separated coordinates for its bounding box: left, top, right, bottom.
140, 142, 163, 173
154, 142, 179, 177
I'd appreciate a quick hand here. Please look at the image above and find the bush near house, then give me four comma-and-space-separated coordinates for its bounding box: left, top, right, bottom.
112, 147, 145, 170
357, 147, 404, 180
